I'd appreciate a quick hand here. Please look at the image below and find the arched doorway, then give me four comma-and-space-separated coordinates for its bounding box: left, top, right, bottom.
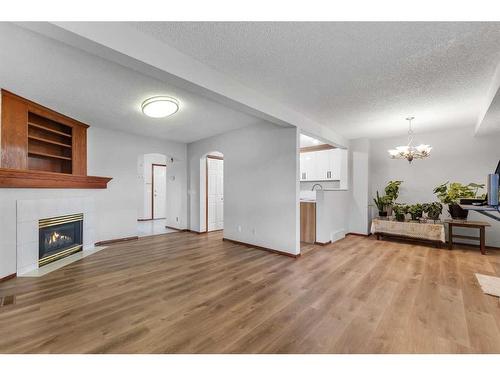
200, 151, 224, 232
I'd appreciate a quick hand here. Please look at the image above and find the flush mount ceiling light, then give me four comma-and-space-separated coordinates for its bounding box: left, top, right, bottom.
141, 96, 179, 118
388, 117, 432, 163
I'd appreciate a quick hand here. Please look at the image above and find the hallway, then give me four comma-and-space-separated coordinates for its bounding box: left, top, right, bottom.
137, 219, 177, 237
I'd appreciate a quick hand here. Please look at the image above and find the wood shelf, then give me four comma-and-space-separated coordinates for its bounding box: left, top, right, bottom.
0, 168, 112, 189
28, 151, 72, 161
28, 135, 72, 148
1, 89, 111, 188
28, 114, 73, 173
28, 122, 72, 138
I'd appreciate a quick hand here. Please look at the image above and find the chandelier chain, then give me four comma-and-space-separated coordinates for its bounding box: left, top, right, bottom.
407, 117, 414, 145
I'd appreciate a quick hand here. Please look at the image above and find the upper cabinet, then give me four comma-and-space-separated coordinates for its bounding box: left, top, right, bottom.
300, 148, 342, 181
0, 89, 112, 188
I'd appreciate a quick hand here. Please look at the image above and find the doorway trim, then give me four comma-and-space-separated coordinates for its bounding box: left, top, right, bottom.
151, 163, 167, 220
205, 155, 224, 233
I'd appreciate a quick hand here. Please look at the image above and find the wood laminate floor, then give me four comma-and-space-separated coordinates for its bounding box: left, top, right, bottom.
1, 232, 500, 353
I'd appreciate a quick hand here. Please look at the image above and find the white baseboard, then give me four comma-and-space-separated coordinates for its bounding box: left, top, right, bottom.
331, 229, 347, 243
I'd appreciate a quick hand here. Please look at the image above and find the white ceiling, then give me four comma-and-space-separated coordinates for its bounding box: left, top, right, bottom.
130, 22, 500, 139
0, 23, 262, 143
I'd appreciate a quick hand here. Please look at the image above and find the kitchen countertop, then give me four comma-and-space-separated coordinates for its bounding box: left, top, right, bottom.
320, 189, 349, 191
300, 199, 316, 203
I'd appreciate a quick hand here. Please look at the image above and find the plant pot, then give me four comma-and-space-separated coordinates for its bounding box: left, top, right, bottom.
427, 213, 440, 221
448, 203, 468, 220
379, 211, 388, 217
395, 213, 405, 222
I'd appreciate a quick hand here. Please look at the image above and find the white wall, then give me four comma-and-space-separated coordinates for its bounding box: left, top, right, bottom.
339, 148, 349, 190
300, 180, 340, 190
315, 190, 350, 243
137, 153, 167, 220
370, 127, 500, 247
187, 122, 300, 255
0, 126, 187, 278
348, 138, 371, 235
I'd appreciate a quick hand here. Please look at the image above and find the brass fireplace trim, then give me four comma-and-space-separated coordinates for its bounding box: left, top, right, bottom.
39, 213, 83, 229
38, 213, 84, 267
38, 244, 83, 267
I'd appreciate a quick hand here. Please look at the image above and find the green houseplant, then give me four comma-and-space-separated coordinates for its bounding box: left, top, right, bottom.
433, 182, 485, 219
393, 204, 407, 222
407, 204, 424, 221
373, 191, 392, 217
382, 180, 403, 216
385, 180, 403, 202
422, 202, 443, 221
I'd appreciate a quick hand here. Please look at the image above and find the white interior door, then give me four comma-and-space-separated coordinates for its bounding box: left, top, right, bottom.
153, 165, 167, 219
207, 157, 224, 231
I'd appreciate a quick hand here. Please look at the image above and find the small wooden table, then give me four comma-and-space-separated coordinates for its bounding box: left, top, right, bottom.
445, 220, 491, 254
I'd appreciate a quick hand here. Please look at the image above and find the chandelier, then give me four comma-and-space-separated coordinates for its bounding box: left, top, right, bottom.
388, 117, 432, 163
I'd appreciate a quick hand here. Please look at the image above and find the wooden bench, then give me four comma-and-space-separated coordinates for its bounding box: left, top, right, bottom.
445, 219, 491, 254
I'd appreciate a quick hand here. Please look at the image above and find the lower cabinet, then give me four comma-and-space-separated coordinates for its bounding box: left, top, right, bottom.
300, 201, 316, 244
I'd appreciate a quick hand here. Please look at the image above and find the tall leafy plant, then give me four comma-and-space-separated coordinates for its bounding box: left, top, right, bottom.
384, 180, 403, 202
373, 181, 403, 217
373, 191, 392, 216
433, 182, 484, 204
433, 181, 485, 219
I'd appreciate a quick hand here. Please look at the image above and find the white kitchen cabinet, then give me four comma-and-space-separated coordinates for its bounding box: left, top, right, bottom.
315, 150, 329, 180
300, 152, 314, 181
299, 153, 306, 180
300, 149, 341, 181
328, 149, 342, 180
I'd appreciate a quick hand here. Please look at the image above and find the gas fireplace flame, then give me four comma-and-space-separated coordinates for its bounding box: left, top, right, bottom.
49, 231, 71, 244
45, 231, 73, 249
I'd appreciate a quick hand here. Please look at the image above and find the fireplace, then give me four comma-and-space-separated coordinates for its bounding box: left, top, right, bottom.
39, 213, 83, 267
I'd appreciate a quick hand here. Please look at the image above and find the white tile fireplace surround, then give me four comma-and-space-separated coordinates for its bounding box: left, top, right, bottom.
16, 197, 96, 275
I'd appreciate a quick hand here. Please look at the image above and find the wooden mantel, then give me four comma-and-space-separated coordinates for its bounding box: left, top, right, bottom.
0, 168, 111, 189
0, 89, 112, 189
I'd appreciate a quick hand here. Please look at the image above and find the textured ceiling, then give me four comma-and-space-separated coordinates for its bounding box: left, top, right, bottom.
130, 22, 500, 139
0, 23, 262, 143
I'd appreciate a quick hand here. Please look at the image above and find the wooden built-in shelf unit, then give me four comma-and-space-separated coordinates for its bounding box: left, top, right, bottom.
0, 89, 112, 188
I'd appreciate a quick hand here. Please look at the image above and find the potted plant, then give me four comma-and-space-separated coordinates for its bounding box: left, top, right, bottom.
373, 191, 391, 217
384, 180, 403, 215
407, 204, 424, 221
422, 202, 443, 221
433, 182, 485, 220
385, 180, 403, 201
393, 204, 407, 222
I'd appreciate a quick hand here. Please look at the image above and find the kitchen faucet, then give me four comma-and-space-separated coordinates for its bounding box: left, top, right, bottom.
311, 183, 323, 191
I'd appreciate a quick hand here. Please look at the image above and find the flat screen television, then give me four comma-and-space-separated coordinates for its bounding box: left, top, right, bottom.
489, 159, 500, 206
